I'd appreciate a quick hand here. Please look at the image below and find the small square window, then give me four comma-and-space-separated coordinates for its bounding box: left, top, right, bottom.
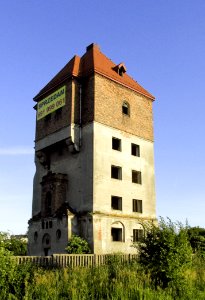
111, 196, 122, 210
132, 170, 142, 184
133, 229, 144, 242
111, 165, 122, 180
131, 143, 140, 157
133, 199, 143, 213
111, 228, 122, 241
112, 137, 121, 151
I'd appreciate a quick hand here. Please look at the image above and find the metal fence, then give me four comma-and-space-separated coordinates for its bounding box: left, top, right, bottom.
15, 254, 138, 268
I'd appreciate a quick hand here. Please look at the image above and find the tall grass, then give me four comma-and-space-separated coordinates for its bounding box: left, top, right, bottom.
2, 254, 205, 299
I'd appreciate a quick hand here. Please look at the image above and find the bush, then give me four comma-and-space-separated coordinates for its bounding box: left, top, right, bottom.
135, 218, 192, 290
187, 227, 205, 255
0, 232, 27, 256
65, 235, 91, 254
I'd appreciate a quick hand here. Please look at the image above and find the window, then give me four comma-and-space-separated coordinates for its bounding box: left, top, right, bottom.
131, 143, 140, 157
111, 165, 122, 180
133, 229, 144, 242
132, 170, 142, 184
49, 221, 53, 228
45, 192, 52, 215
55, 107, 62, 120
111, 228, 122, 241
111, 196, 122, 210
133, 199, 143, 213
44, 114, 51, 122
56, 229, 61, 240
122, 101, 130, 116
34, 232, 38, 242
112, 137, 121, 151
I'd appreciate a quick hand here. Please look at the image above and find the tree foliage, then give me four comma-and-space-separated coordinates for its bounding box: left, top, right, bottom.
135, 218, 192, 289
0, 232, 27, 256
187, 226, 205, 254
65, 235, 91, 254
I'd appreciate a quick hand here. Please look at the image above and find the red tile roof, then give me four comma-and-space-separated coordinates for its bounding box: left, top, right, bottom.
34, 44, 155, 101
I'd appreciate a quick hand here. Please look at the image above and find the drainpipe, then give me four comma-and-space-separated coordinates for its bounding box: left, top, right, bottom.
79, 83, 82, 148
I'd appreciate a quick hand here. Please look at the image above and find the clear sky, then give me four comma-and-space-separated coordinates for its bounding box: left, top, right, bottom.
0, 0, 205, 234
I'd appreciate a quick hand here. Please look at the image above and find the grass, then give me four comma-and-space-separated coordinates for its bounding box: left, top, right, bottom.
1, 256, 205, 299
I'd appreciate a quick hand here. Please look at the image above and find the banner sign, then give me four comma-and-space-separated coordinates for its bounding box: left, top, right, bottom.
37, 86, 66, 120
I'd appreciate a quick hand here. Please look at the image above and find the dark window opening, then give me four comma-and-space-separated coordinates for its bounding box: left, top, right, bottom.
112, 137, 121, 151
45, 192, 52, 215
49, 221, 53, 228
132, 170, 142, 184
46, 221, 48, 229
133, 229, 144, 242
34, 232, 38, 242
56, 229, 61, 240
45, 114, 51, 122
122, 102, 130, 116
111, 196, 122, 210
133, 199, 143, 213
42, 221, 45, 229
111, 228, 122, 241
131, 143, 140, 157
111, 165, 122, 180
55, 107, 62, 120
44, 248, 49, 256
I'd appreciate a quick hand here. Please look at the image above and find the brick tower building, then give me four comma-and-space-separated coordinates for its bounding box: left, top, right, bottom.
28, 44, 156, 255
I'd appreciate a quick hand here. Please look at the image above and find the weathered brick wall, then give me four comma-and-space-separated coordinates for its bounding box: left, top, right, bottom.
35, 80, 73, 141
94, 74, 154, 141
81, 75, 94, 125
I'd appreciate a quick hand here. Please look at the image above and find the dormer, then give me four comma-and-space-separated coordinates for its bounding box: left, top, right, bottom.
113, 63, 127, 76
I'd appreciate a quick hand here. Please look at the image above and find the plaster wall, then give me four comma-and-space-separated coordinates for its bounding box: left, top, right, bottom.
92, 121, 156, 253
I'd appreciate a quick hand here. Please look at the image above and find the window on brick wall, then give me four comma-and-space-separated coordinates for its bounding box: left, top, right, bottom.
111, 196, 122, 210
131, 143, 140, 157
133, 199, 143, 213
133, 229, 144, 242
122, 101, 130, 116
44, 113, 51, 122
111, 165, 122, 180
112, 137, 121, 151
132, 170, 142, 184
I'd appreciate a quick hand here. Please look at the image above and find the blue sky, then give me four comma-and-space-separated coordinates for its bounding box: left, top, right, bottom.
0, 0, 205, 234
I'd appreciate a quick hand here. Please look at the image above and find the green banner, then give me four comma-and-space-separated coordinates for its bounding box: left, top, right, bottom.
37, 86, 66, 120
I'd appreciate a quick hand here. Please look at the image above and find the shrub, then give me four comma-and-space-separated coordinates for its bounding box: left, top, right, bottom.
0, 232, 27, 256
135, 217, 192, 290
65, 235, 91, 254
187, 226, 205, 255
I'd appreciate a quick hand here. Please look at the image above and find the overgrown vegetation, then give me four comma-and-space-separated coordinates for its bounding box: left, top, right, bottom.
135, 217, 192, 293
65, 234, 91, 254
1, 220, 205, 299
0, 232, 27, 255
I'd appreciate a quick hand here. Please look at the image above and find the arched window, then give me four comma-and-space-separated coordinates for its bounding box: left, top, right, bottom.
111, 221, 125, 242
122, 101, 130, 116
45, 191, 52, 215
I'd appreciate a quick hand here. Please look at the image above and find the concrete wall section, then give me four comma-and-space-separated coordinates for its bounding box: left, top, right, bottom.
93, 121, 156, 253
93, 122, 156, 217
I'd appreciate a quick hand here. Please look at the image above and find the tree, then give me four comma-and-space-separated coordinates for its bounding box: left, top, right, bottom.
135, 218, 192, 289
65, 235, 91, 254
187, 226, 205, 254
0, 232, 27, 256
